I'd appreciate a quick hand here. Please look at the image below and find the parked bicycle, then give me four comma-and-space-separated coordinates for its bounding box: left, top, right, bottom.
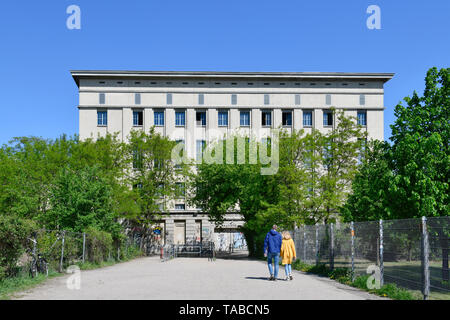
28, 237, 49, 278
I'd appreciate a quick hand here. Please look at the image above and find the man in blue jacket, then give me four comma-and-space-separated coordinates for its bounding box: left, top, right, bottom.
263, 225, 282, 281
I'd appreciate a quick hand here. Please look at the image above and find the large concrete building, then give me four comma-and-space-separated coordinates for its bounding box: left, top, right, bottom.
71, 70, 394, 248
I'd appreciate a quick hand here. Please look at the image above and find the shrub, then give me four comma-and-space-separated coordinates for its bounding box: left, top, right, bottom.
85, 227, 113, 264
0, 215, 36, 279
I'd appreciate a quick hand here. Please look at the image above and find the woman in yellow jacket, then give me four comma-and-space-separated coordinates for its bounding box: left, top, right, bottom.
280, 231, 296, 281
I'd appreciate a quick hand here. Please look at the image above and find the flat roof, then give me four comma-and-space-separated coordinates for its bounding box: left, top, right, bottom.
70, 70, 395, 87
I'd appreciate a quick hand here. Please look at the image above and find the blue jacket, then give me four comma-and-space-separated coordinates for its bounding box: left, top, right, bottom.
263, 229, 282, 254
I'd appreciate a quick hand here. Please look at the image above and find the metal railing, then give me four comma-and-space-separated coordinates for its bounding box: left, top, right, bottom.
292, 216, 450, 300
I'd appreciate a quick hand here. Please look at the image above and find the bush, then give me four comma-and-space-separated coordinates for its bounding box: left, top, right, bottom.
0, 215, 36, 279
85, 227, 113, 264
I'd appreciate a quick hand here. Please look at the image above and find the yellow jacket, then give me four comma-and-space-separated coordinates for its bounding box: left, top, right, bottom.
280, 238, 296, 265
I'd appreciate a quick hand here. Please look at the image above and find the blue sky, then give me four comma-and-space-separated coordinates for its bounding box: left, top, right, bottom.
0, 0, 448, 145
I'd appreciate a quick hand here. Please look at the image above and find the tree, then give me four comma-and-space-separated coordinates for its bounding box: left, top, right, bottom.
123, 129, 186, 247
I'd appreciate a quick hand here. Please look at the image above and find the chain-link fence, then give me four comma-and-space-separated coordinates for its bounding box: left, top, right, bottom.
293, 216, 450, 300
25, 229, 143, 275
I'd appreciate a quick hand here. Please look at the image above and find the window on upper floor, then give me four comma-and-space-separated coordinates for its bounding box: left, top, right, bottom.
357, 111, 367, 126
135, 93, 141, 105
323, 110, 333, 126
198, 94, 205, 105
175, 110, 186, 127
218, 110, 229, 127
154, 110, 164, 126
240, 110, 250, 127
99, 93, 105, 105
167, 93, 173, 105
196, 111, 206, 127
295, 94, 301, 105
261, 110, 272, 127
97, 110, 107, 126
264, 94, 270, 105
326, 94, 332, 106
303, 111, 312, 127
196, 140, 206, 162
360, 94, 366, 106
231, 94, 237, 105
175, 203, 185, 210
133, 110, 143, 126
282, 110, 292, 126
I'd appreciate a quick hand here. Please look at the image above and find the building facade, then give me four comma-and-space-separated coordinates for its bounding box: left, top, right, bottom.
71, 70, 394, 246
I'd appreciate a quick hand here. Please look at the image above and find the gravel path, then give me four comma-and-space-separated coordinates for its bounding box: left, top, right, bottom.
14, 256, 385, 300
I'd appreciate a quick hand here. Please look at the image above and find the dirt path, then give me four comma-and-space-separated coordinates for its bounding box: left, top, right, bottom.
14, 256, 385, 300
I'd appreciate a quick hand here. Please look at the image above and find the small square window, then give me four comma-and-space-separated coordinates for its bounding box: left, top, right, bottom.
175, 204, 185, 210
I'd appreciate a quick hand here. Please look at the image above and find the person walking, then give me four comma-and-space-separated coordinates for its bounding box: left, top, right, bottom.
280, 231, 296, 281
263, 225, 282, 281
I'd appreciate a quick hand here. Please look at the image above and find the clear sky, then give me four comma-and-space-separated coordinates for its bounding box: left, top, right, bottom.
0, 0, 448, 145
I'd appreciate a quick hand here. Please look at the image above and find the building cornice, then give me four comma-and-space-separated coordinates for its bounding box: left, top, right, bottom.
70, 70, 395, 87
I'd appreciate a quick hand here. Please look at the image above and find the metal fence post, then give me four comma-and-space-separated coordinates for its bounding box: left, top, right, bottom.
59, 231, 65, 273
379, 219, 384, 287
82, 232, 86, 264
351, 221, 355, 281
330, 223, 334, 271
315, 225, 319, 266
421, 216, 430, 300
303, 228, 307, 262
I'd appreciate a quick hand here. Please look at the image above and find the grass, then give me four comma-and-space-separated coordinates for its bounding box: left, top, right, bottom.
291, 259, 421, 300
0, 248, 144, 300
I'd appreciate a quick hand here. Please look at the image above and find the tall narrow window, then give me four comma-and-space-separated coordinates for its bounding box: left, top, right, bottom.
196, 140, 206, 162
198, 94, 204, 105
303, 111, 312, 127
261, 110, 272, 126
231, 94, 237, 105
175, 110, 186, 126
135, 93, 141, 105
154, 110, 164, 126
360, 94, 366, 106
132, 149, 143, 169
326, 94, 331, 105
264, 94, 270, 105
133, 110, 143, 126
295, 94, 301, 105
175, 140, 185, 169
240, 111, 250, 127
218, 110, 229, 127
97, 110, 107, 126
99, 93, 105, 105
323, 110, 333, 126
167, 93, 173, 105
196, 111, 206, 126
357, 110, 367, 126
282, 110, 292, 126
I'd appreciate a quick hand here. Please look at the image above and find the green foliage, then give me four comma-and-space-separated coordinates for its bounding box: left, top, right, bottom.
85, 227, 113, 264
343, 67, 449, 222
0, 215, 36, 279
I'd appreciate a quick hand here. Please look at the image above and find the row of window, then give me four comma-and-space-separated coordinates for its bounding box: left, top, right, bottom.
97, 109, 367, 127
98, 93, 367, 106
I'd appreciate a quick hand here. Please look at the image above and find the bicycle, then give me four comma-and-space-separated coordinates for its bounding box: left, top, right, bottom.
28, 237, 49, 278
